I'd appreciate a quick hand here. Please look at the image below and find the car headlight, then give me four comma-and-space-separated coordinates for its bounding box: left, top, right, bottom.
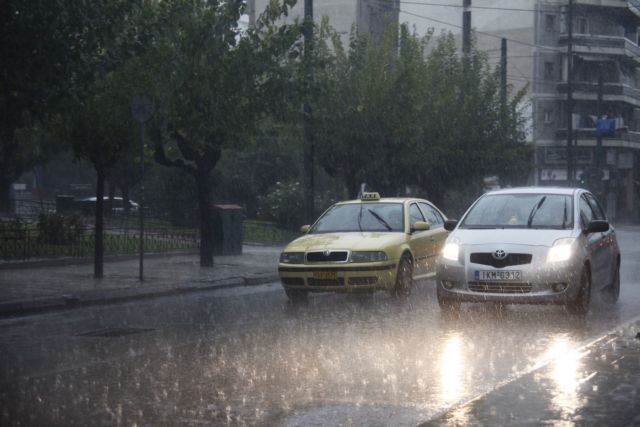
546, 238, 575, 263
350, 251, 387, 263
442, 242, 460, 262
280, 252, 305, 264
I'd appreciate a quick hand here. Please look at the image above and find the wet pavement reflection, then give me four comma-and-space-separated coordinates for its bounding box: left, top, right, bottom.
1, 227, 639, 425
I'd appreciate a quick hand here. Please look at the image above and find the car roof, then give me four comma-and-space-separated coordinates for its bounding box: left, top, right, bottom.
336, 197, 430, 205
485, 187, 580, 196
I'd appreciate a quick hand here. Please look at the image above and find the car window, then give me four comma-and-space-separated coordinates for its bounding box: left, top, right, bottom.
460, 194, 574, 229
311, 203, 404, 233
579, 195, 595, 228
409, 203, 425, 226
585, 193, 606, 220
418, 202, 443, 227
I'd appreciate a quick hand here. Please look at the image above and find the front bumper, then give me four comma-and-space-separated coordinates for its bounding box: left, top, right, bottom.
278, 262, 397, 293
436, 247, 584, 305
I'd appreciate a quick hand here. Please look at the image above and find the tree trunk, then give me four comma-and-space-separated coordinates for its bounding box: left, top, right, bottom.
0, 177, 11, 214
94, 168, 105, 278
195, 170, 214, 267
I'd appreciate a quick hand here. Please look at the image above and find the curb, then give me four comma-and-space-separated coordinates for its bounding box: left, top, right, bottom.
0, 274, 280, 318
0, 250, 198, 270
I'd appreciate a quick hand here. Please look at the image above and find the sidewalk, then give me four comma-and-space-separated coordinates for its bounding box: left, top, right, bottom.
0, 245, 282, 317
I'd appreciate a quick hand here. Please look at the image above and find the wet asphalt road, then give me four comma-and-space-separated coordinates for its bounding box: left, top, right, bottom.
1, 227, 639, 426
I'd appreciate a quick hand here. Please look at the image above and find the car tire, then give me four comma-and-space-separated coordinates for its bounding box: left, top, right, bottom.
392, 254, 414, 298
567, 266, 591, 315
285, 289, 308, 303
437, 285, 461, 311
603, 260, 620, 304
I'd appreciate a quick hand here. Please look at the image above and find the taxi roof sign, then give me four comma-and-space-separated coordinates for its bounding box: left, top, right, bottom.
361, 192, 381, 201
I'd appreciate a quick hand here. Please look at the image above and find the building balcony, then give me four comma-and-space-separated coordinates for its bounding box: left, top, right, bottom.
555, 128, 640, 148
558, 34, 640, 65
557, 81, 640, 106
573, 0, 640, 15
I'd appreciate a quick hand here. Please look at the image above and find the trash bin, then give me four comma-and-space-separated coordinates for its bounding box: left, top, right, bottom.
211, 204, 243, 255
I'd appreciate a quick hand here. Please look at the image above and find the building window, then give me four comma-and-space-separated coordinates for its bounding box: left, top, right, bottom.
544, 110, 553, 124
578, 17, 587, 34
545, 14, 555, 32
544, 62, 555, 80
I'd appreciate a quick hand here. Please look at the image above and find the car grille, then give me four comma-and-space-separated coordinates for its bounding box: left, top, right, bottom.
281, 277, 304, 286
470, 253, 532, 269
468, 281, 532, 294
307, 278, 345, 286
306, 251, 349, 263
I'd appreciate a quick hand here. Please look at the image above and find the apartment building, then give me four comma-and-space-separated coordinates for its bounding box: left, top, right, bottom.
247, 0, 400, 48
533, 0, 640, 221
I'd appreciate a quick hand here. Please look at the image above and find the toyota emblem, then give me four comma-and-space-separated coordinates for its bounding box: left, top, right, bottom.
323, 250, 331, 257
492, 249, 508, 260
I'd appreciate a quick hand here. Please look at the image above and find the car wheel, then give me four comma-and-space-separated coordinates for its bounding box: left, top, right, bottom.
437, 285, 461, 311
392, 254, 414, 298
603, 260, 620, 304
567, 266, 591, 315
285, 289, 308, 303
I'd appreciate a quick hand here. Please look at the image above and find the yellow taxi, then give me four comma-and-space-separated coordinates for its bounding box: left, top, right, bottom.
278, 193, 449, 301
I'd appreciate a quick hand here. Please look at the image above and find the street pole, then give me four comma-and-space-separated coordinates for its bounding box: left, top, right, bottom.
302, 0, 315, 223
462, 0, 471, 55
566, 0, 574, 185
500, 38, 507, 114
131, 95, 154, 282
139, 122, 145, 281
596, 64, 604, 169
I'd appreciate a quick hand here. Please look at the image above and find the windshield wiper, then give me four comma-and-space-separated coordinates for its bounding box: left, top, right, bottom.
527, 196, 547, 228
562, 197, 568, 229
367, 209, 392, 231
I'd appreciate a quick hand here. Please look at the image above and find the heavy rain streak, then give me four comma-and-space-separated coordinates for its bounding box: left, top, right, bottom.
0, 226, 638, 425
2, 0, 640, 425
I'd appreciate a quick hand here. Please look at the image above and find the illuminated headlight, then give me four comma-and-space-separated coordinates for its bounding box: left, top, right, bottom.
279, 252, 305, 264
350, 251, 387, 263
442, 243, 460, 262
546, 238, 575, 263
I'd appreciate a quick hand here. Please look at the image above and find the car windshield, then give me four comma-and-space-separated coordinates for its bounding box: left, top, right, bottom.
460, 194, 574, 229
311, 203, 404, 233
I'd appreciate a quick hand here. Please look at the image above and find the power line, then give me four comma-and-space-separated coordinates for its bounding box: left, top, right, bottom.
395, 6, 564, 52
398, 0, 640, 14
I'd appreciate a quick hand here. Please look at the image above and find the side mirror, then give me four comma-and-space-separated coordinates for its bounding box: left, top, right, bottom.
444, 219, 458, 232
585, 220, 609, 234
412, 221, 430, 232
300, 225, 311, 234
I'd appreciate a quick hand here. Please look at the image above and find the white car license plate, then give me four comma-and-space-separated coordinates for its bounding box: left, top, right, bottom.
475, 270, 522, 281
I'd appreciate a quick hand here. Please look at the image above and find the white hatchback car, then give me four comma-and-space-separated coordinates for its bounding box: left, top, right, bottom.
436, 187, 620, 314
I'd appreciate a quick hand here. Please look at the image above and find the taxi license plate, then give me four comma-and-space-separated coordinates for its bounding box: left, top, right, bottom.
313, 271, 337, 280
475, 270, 522, 281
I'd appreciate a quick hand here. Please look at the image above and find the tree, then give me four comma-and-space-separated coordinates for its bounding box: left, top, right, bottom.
150, 0, 299, 267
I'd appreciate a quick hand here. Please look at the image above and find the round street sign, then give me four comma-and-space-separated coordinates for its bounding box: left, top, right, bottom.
131, 95, 154, 123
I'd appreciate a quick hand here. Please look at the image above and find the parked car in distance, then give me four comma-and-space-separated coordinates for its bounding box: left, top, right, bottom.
278, 192, 449, 301
80, 196, 140, 214
436, 187, 620, 314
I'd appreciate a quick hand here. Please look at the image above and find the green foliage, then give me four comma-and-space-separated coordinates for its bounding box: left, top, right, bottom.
257, 181, 304, 229
312, 24, 532, 205
37, 213, 84, 245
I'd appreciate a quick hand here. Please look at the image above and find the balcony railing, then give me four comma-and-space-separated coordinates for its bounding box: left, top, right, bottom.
558, 34, 640, 64
557, 81, 640, 104
555, 128, 640, 144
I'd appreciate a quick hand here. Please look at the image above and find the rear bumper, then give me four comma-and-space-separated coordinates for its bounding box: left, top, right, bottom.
278, 263, 397, 292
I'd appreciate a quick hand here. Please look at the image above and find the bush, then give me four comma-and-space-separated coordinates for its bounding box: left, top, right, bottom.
37, 213, 84, 245
257, 181, 303, 230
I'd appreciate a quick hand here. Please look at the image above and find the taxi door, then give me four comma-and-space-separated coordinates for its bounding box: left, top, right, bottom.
418, 202, 449, 274
408, 203, 431, 277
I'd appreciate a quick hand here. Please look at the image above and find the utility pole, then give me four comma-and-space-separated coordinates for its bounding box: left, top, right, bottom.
596, 64, 604, 169
566, 0, 574, 185
302, 0, 315, 223
500, 38, 507, 113
462, 0, 471, 54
